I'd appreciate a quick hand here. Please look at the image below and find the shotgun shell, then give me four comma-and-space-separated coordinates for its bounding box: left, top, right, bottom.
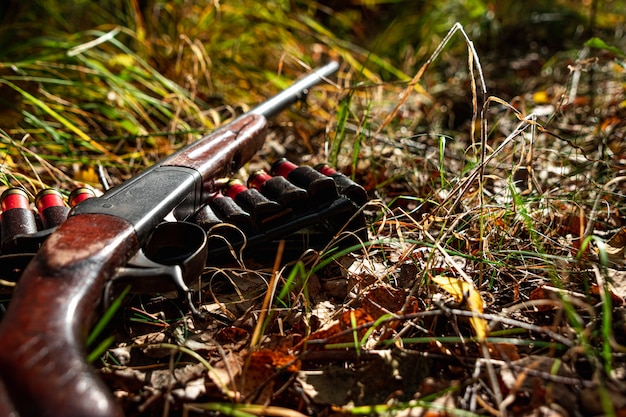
1, 188, 37, 251
315, 164, 368, 206
271, 158, 338, 206
68, 187, 96, 208
191, 203, 222, 232
223, 179, 286, 228
35, 189, 70, 229
208, 193, 255, 235
2, 187, 31, 211
193, 200, 254, 256
248, 169, 309, 212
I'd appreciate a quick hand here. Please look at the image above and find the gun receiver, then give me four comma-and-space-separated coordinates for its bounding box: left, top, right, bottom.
0, 61, 339, 417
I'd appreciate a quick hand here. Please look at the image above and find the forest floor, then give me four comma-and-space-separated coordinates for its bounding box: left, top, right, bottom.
1, 2, 626, 416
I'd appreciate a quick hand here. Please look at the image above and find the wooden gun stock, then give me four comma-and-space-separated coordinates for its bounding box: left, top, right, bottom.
0, 62, 339, 416
0, 215, 137, 417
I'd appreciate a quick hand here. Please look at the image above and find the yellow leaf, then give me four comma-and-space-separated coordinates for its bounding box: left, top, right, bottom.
432, 275, 488, 341
532, 90, 550, 104
74, 166, 99, 185
1, 154, 15, 168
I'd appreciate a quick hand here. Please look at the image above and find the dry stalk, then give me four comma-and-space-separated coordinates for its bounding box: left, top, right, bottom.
374, 22, 486, 139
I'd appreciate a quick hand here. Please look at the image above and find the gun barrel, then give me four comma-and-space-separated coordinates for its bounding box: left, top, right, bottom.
71, 62, 340, 241
248, 61, 339, 119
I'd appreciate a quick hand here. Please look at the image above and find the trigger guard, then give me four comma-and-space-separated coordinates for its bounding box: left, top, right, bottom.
105, 221, 207, 307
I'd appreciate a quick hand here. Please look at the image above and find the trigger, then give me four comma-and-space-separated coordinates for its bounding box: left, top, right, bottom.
105, 221, 208, 316
106, 250, 196, 313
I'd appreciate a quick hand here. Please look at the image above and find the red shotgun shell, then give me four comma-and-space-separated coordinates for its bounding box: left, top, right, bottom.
1, 188, 30, 212
223, 180, 249, 200
248, 169, 309, 212
271, 158, 338, 207
35, 189, 70, 229
1, 187, 38, 252
35, 189, 65, 213
247, 170, 273, 191
315, 164, 336, 176
315, 164, 368, 206
223, 179, 285, 228
68, 187, 96, 208
271, 158, 298, 178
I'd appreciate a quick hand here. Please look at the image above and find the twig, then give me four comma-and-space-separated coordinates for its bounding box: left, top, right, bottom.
302, 307, 574, 348
250, 240, 285, 348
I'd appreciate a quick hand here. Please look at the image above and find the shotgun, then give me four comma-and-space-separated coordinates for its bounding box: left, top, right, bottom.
0, 61, 339, 417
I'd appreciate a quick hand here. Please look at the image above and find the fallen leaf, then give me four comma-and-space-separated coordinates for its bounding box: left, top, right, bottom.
216, 326, 249, 343
500, 356, 579, 416
529, 286, 554, 312
73, 164, 100, 184
602, 226, 626, 263
206, 350, 243, 396
431, 275, 487, 341
361, 285, 419, 320
299, 349, 431, 407
239, 349, 300, 404
305, 309, 374, 349
533, 90, 550, 104
589, 283, 625, 305
488, 342, 520, 361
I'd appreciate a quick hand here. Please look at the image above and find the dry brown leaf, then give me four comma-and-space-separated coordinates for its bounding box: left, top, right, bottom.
603, 226, 626, 263
488, 342, 520, 361
305, 309, 374, 349
500, 356, 579, 416
238, 349, 300, 404
361, 285, 419, 320
299, 349, 431, 407
206, 351, 243, 397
